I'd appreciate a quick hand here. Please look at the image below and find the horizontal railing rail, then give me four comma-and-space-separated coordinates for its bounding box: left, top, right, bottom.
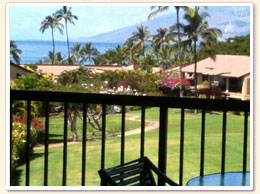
10, 90, 250, 186
11, 90, 249, 112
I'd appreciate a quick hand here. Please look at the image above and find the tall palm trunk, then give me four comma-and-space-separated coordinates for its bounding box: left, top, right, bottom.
176, 7, 183, 97
142, 41, 145, 58
51, 27, 55, 64
194, 40, 198, 96
65, 19, 71, 64
88, 53, 91, 64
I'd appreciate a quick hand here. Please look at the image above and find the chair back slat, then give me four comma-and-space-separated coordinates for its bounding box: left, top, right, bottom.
106, 162, 144, 176
111, 168, 143, 181
117, 175, 143, 186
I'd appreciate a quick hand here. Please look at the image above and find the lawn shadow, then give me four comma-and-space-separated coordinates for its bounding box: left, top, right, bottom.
10, 169, 23, 186
38, 133, 64, 145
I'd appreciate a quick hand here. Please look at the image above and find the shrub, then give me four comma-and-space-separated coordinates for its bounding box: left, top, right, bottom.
199, 86, 222, 94
11, 118, 43, 172
158, 77, 191, 97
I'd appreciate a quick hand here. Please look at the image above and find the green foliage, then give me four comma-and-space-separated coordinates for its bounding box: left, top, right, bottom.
26, 64, 38, 72
11, 120, 39, 172
198, 35, 250, 60
12, 101, 42, 119
99, 70, 160, 94
12, 73, 54, 90
56, 67, 102, 88
10, 40, 22, 64
139, 55, 156, 73
99, 70, 127, 89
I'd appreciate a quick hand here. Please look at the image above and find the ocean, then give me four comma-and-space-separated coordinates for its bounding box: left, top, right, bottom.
15, 40, 122, 64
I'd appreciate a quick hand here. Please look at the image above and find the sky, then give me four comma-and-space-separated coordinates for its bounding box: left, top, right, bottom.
9, 4, 251, 41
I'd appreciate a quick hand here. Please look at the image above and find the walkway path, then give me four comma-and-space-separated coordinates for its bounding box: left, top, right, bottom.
34, 114, 159, 150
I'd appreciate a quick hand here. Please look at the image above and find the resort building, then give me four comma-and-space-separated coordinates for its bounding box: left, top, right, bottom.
10, 63, 35, 80
20, 64, 161, 79
181, 55, 250, 100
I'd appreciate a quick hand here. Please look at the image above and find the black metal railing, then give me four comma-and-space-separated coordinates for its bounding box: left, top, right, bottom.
10, 90, 250, 186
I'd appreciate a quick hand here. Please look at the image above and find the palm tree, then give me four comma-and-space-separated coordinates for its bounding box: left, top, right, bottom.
80, 43, 100, 65
183, 6, 222, 93
56, 6, 78, 64
131, 25, 150, 58
123, 38, 137, 65
70, 43, 82, 64
40, 51, 66, 64
149, 6, 188, 96
152, 28, 172, 59
10, 40, 22, 64
40, 14, 64, 64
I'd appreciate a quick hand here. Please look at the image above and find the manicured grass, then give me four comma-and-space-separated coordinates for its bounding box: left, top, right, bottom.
14, 108, 250, 186
37, 112, 145, 145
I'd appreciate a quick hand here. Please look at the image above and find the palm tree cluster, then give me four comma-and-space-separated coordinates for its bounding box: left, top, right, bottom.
39, 6, 78, 64
148, 6, 222, 94
10, 40, 22, 64
93, 6, 222, 77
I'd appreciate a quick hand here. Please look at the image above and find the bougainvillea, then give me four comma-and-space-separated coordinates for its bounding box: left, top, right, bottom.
13, 117, 45, 132
160, 78, 190, 89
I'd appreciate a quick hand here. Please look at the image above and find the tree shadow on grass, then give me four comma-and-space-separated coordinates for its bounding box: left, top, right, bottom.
10, 169, 23, 186
38, 133, 64, 145
10, 153, 44, 186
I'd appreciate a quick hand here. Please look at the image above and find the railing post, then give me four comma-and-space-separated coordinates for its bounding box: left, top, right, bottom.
25, 100, 31, 186
221, 110, 227, 174
158, 106, 168, 186
120, 105, 126, 165
140, 106, 146, 158
81, 103, 87, 186
200, 109, 206, 176
243, 111, 248, 172
62, 102, 68, 186
101, 104, 106, 186
44, 101, 49, 186
179, 108, 185, 186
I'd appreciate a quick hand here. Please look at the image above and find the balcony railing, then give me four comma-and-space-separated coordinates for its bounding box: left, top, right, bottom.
10, 89, 250, 186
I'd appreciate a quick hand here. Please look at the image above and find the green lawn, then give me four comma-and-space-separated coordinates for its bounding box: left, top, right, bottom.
13, 108, 250, 186
37, 112, 145, 144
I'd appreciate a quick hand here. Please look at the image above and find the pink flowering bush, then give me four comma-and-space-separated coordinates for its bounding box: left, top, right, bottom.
161, 78, 190, 89
159, 77, 191, 97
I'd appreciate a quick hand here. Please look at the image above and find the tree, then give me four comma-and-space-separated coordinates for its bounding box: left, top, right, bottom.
197, 35, 250, 60
153, 28, 172, 54
56, 68, 103, 140
39, 51, 66, 64
70, 43, 82, 64
183, 6, 222, 93
10, 41, 22, 64
152, 28, 174, 68
131, 25, 150, 58
103, 46, 127, 66
80, 43, 100, 65
139, 54, 156, 73
149, 6, 188, 96
123, 38, 138, 65
40, 14, 64, 64
56, 6, 78, 64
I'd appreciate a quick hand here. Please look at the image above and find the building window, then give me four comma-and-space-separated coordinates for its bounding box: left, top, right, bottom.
16, 73, 21, 78
229, 78, 242, 93
202, 75, 208, 81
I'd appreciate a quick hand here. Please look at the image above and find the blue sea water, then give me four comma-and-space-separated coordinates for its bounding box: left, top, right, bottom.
15, 40, 122, 64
